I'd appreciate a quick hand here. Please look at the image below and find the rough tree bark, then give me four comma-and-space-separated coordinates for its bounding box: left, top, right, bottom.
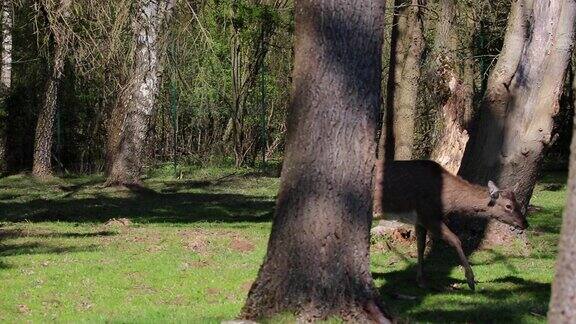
0, 0, 12, 172
429, 0, 475, 174
458, 0, 576, 247
106, 0, 175, 186
32, 0, 71, 179
241, 0, 390, 322
383, 0, 425, 161
549, 44, 576, 324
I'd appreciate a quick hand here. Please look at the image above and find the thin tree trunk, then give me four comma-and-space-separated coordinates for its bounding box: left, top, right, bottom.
377, 5, 395, 161
459, 0, 576, 247
429, 0, 475, 174
230, 28, 246, 167
1, 0, 11, 89
106, 0, 175, 186
32, 0, 71, 179
0, 0, 12, 172
241, 0, 390, 322
228, 9, 278, 167
549, 37, 576, 324
384, 0, 425, 161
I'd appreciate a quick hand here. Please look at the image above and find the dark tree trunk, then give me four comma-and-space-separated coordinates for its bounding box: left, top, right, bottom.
383, 0, 425, 161
458, 0, 576, 247
106, 0, 175, 186
241, 0, 390, 322
32, 0, 70, 179
549, 35, 576, 324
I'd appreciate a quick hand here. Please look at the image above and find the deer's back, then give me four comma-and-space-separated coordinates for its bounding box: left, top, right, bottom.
379, 160, 447, 222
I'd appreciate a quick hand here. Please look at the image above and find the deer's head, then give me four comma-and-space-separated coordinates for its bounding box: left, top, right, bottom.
487, 181, 528, 230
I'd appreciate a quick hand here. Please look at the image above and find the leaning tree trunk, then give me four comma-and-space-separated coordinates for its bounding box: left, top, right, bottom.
428, 0, 475, 174
549, 40, 576, 324
32, 0, 70, 179
0, 0, 12, 173
383, 0, 425, 161
458, 0, 576, 247
106, 0, 175, 186
241, 0, 390, 322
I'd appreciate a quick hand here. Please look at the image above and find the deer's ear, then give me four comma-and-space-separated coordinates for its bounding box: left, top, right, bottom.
488, 180, 500, 200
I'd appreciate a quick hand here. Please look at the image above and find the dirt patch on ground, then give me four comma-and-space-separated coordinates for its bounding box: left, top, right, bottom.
206, 287, 221, 296
371, 220, 416, 245
184, 237, 210, 254
205, 287, 222, 303
104, 218, 132, 227
107, 228, 166, 252
179, 228, 233, 255
179, 229, 212, 255
76, 300, 94, 311
180, 259, 211, 270
241, 280, 254, 292
229, 237, 255, 253
178, 228, 256, 255
133, 284, 157, 295
17, 304, 30, 315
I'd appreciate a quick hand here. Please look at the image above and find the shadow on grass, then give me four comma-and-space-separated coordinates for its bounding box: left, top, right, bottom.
0, 242, 100, 257
396, 276, 549, 322
0, 259, 11, 269
0, 191, 275, 224
375, 240, 552, 322
158, 169, 280, 193
159, 174, 238, 193
536, 172, 568, 186
0, 228, 117, 239
0, 228, 114, 261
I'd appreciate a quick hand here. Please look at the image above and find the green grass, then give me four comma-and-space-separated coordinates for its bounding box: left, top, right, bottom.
0, 168, 566, 323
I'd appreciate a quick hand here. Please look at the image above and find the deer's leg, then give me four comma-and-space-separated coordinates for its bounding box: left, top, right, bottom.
415, 224, 427, 288
439, 222, 475, 291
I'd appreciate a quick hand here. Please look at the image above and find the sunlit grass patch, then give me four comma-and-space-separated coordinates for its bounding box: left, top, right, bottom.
0, 169, 565, 323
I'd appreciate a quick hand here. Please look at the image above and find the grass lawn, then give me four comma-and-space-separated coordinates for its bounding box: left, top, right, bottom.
0, 167, 566, 323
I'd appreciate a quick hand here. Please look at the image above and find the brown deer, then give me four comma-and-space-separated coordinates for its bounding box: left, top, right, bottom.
374, 160, 528, 290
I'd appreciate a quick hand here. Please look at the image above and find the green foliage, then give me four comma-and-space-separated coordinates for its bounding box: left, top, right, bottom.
153, 0, 292, 167
4, 0, 292, 173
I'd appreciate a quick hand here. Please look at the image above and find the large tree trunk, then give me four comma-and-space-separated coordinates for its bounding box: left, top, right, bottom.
429, 0, 475, 174
32, 0, 70, 179
241, 0, 390, 322
106, 0, 175, 186
0, 0, 12, 173
458, 0, 576, 247
383, 0, 425, 161
549, 43, 576, 324
548, 82, 576, 324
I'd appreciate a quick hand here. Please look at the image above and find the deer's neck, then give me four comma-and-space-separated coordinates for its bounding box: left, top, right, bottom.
445, 177, 490, 217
